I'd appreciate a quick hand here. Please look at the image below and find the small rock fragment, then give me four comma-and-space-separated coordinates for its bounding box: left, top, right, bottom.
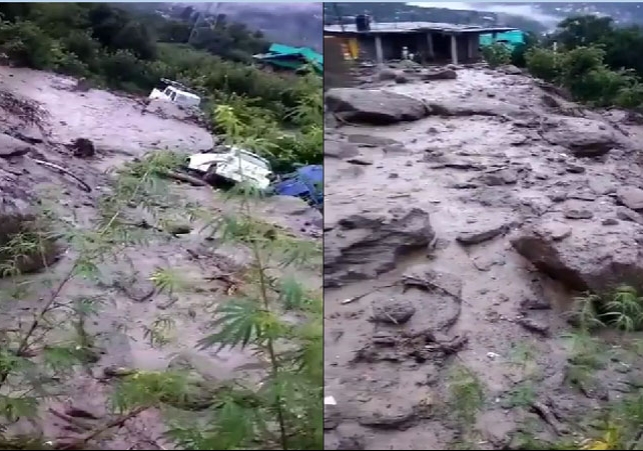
346, 155, 374, 166
518, 317, 550, 336
563, 202, 593, 219
617, 186, 643, 211
456, 222, 511, 245
371, 298, 416, 324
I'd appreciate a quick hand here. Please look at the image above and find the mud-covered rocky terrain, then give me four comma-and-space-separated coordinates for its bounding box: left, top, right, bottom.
324, 64, 643, 449
0, 66, 321, 449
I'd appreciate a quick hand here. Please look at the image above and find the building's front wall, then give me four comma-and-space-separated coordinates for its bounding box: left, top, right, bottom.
328, 31, 483, 64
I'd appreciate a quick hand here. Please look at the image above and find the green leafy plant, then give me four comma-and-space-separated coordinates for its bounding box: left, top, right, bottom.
481, 42, 511, 68
165, 105, 322, 450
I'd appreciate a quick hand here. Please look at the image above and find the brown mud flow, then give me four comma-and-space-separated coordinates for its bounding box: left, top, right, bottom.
0, 66, 321, 448
324, 63, 643, 450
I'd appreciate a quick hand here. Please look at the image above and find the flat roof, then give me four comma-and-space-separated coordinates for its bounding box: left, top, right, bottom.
324, 22, 517, 35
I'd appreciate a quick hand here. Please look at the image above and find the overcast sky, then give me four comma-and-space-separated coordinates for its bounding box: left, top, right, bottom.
407, 2, 561, 25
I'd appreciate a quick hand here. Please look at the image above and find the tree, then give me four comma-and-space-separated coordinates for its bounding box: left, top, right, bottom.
554, 15, 614, 49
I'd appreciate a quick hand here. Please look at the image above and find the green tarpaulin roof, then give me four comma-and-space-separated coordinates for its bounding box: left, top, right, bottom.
254, 43, 323, 73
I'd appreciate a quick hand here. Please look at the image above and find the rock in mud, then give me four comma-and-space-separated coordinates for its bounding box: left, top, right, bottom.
425, 99, 526, 118
499, 64, 523, 75
325, 88, 429, 125
325, 140, 360, 159
519, 296, 551, 311
456, 220, 513, 245
346, 155, 374, 166
377, 68, 399, 81
401, 264, 462, 330
510, 220, 643, 293
588, 177, 615, 195
324, 404, 342, 430
535, 220, 572, 241
616, 207, 643, 224
325, 207, 434, 286
421, 68, 457, 80
166, 222, 192, 235
0, 133, 33, 157
70, 137, 95, 158
346, 134, 400, 147
541, 117, 624, 157
563, 201, 594, 219
616, 186, 643, 211
565, 163, 586, 174
395, 72, 410, 84
336, 436, 365, 450
370, 297, 416, 324
358, 405, 417, 430
479, 169, 519, 186
517, 317, 550, 336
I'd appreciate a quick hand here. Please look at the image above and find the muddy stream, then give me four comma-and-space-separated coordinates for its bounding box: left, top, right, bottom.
324, 66, 643, 449
0, 66, 321, 449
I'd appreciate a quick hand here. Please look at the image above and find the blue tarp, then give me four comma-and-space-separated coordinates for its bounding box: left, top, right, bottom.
273, 165, 323, 208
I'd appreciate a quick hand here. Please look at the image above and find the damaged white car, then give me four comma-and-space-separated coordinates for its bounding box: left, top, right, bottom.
186, 147, 274, 190
148, 79, 201, 108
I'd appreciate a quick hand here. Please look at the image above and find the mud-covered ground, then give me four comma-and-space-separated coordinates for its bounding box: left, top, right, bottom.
324, 65, 643, 449
0, 66, 321, 449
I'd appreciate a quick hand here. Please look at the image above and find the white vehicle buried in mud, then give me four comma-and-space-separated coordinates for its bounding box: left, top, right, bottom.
186, 147, 274, 190
148, 83, 201, 108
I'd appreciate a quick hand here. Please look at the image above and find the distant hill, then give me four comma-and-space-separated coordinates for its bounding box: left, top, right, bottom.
113, 2, 322, 51
526, 2, 643, 26
188, 2, 323, 51
325, 2, 643, 35
324, 2, 549, 34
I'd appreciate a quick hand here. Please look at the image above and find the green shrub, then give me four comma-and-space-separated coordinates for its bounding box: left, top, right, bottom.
0, 3, 321, 167
0, 20, 56, 69
525, 47, 561, 82
481, 42, 511, 68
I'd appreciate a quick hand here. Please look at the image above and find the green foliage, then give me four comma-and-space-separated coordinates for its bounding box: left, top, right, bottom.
0, 2, 320, 140
0, 4, 321, 448
447, 364, 485, 425
211, 74, 322, 172
571, 285, 643, 332
523, 14, 643, 110
178, 105, 322, 450
525, 47, 562, 82
481, 42, 511, 68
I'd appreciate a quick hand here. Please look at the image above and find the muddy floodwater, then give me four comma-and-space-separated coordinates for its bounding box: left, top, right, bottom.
324, 65, 643, 449
0, 66, 321, 448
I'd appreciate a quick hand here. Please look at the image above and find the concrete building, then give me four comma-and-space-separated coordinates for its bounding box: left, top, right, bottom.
324, 18, 517, 65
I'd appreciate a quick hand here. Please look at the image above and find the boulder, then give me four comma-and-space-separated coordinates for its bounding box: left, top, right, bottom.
541, 117, 625, 157
325, 139, 360, 159
70, 137, 95, 158
325, 88, 428, 125
421, 68, 457, 80
324, 207, 434, 286
616, 186, 643, 211
425, 99, 528, 118
0, 133, 33, 157
377, 68, 398, 81
395, 72, 410, 84
510, 220, 643, 293
500, 64, 523, 75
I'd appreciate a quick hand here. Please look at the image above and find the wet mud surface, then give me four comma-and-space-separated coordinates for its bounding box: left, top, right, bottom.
324, 66, 643, 449
0, 66, 321, 448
